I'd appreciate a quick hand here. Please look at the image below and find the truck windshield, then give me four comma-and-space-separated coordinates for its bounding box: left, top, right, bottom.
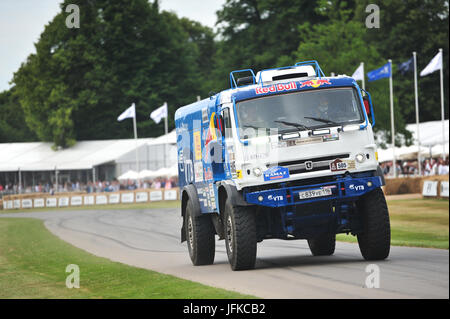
236, 87, 364, 138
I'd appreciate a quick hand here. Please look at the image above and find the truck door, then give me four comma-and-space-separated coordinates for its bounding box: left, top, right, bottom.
220, 106, 234, 180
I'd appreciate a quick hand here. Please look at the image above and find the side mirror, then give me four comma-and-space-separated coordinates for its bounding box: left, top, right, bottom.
361, 89, 375, 127
363, 96, 371, 116
215, 114, 225, 138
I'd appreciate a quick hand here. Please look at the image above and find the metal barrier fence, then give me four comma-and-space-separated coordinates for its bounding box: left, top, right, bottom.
1, 188, 179, 210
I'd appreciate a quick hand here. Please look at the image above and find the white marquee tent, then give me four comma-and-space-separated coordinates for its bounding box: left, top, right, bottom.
117, 170, 139, 181
376, 120, 448, 162
120, 165, 179, 181
0, 130, 178, 173
0, 130, 178, 186
0, 138, 153, 172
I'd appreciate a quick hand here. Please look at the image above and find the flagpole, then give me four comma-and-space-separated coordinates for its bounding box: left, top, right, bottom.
388, 59, 397, 178
132, 103, 139, 173
439, 48, 446, 161
164, 102, 168, 168
413, 52, 421, 175
361, 62, 366, 91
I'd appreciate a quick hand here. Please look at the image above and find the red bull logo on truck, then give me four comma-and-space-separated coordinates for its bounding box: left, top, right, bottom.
300, 79, 331, 88
255, 79, 332, 95
255, 82, 297, 95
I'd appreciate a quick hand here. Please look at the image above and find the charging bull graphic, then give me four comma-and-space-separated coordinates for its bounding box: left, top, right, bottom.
204, 112, 223, 162
300, 79, 331, 88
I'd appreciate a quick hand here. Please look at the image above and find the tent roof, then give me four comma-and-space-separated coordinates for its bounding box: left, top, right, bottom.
376, 120, 449, 162
0, 130, 177, 172
0, 138, 153, 172
405, 119, 449, 147
146, 130, 176, 145
117, 170, 139, 180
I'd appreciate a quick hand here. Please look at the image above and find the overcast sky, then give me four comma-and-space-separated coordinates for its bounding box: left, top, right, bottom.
0, 0, 225, 92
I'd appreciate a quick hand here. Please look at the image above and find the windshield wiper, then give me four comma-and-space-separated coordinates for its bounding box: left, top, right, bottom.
274, 120, 310, 131
303, 116, 338, 125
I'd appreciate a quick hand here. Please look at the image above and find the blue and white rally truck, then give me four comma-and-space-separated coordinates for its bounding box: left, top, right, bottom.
175, 61, 390, 270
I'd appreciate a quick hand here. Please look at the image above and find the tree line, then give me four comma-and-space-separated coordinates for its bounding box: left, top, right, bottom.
0, 0, 448, 147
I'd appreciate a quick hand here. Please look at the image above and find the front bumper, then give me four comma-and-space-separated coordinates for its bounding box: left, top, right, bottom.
245, 175, 382, 207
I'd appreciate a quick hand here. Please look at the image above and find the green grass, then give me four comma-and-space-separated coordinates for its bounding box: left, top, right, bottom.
0, 218, 255, 299
337, 198, 449, 249
0, 200, 181, 214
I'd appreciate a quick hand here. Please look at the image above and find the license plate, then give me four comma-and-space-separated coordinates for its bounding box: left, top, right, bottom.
298, 187, 332, 200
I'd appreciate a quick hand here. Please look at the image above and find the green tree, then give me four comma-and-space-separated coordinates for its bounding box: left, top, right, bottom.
7, 0, 448, 149
212, 0, 324, 90
0, 88, 37, 142
12, 0, 213, 147
291, 12, 410, 145
354, 0, 449, 124
179, 18, 217, 95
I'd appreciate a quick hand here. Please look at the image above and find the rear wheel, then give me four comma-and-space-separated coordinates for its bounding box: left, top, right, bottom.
185, 198, 215, 265
307, 233, 336, 256
224, 198, 257, 270
357, 188, 391, 260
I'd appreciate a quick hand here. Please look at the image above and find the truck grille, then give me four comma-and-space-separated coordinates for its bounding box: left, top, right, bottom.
276, 153, 350, 175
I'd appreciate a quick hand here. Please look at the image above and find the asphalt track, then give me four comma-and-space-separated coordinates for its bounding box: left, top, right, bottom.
1, 208, 448, 299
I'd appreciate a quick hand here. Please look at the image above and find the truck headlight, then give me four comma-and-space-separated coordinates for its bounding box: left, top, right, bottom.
253, 167, 262, 177
343, 124, 360, 132
355, 153, 366, 163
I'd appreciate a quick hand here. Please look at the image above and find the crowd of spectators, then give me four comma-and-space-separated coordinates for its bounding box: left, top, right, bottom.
380, 157, 449, 177
0, 177, 178, 197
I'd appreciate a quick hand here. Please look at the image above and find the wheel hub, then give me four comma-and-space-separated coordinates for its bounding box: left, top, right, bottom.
226, 215, 233, 253
187, 216, 194, 249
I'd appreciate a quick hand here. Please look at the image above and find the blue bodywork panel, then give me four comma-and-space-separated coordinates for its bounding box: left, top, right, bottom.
245, 175, 382, 207
175, 95, 228, 213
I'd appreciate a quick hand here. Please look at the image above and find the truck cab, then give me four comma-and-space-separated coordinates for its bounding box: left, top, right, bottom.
175, 61, 390, 270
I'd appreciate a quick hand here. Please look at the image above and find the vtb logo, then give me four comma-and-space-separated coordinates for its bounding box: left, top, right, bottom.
349, 184, 365, 191
268, 195, 284, 201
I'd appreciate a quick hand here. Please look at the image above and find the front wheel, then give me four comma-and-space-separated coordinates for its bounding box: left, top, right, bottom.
224, 198, 257, 270
357, 188, 391, 260
185, 198, 215, 265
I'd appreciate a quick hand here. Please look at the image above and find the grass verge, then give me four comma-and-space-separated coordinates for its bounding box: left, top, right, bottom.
0, 218, 254, 299
337, 198, 449, 249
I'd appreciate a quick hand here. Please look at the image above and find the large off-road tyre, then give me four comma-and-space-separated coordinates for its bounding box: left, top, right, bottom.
224, 198, 257, 271
357, 187, 391, 260
185, 198, 215, 265
307, 233, 336, 256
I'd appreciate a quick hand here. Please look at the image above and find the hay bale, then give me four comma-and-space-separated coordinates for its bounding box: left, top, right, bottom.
384, 175, 448, 196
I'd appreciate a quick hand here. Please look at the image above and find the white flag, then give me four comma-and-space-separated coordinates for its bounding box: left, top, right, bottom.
117, 103, 135, 121
352, 63, 364, 81
150, 102, 168, 124
420, 51, 442, 77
